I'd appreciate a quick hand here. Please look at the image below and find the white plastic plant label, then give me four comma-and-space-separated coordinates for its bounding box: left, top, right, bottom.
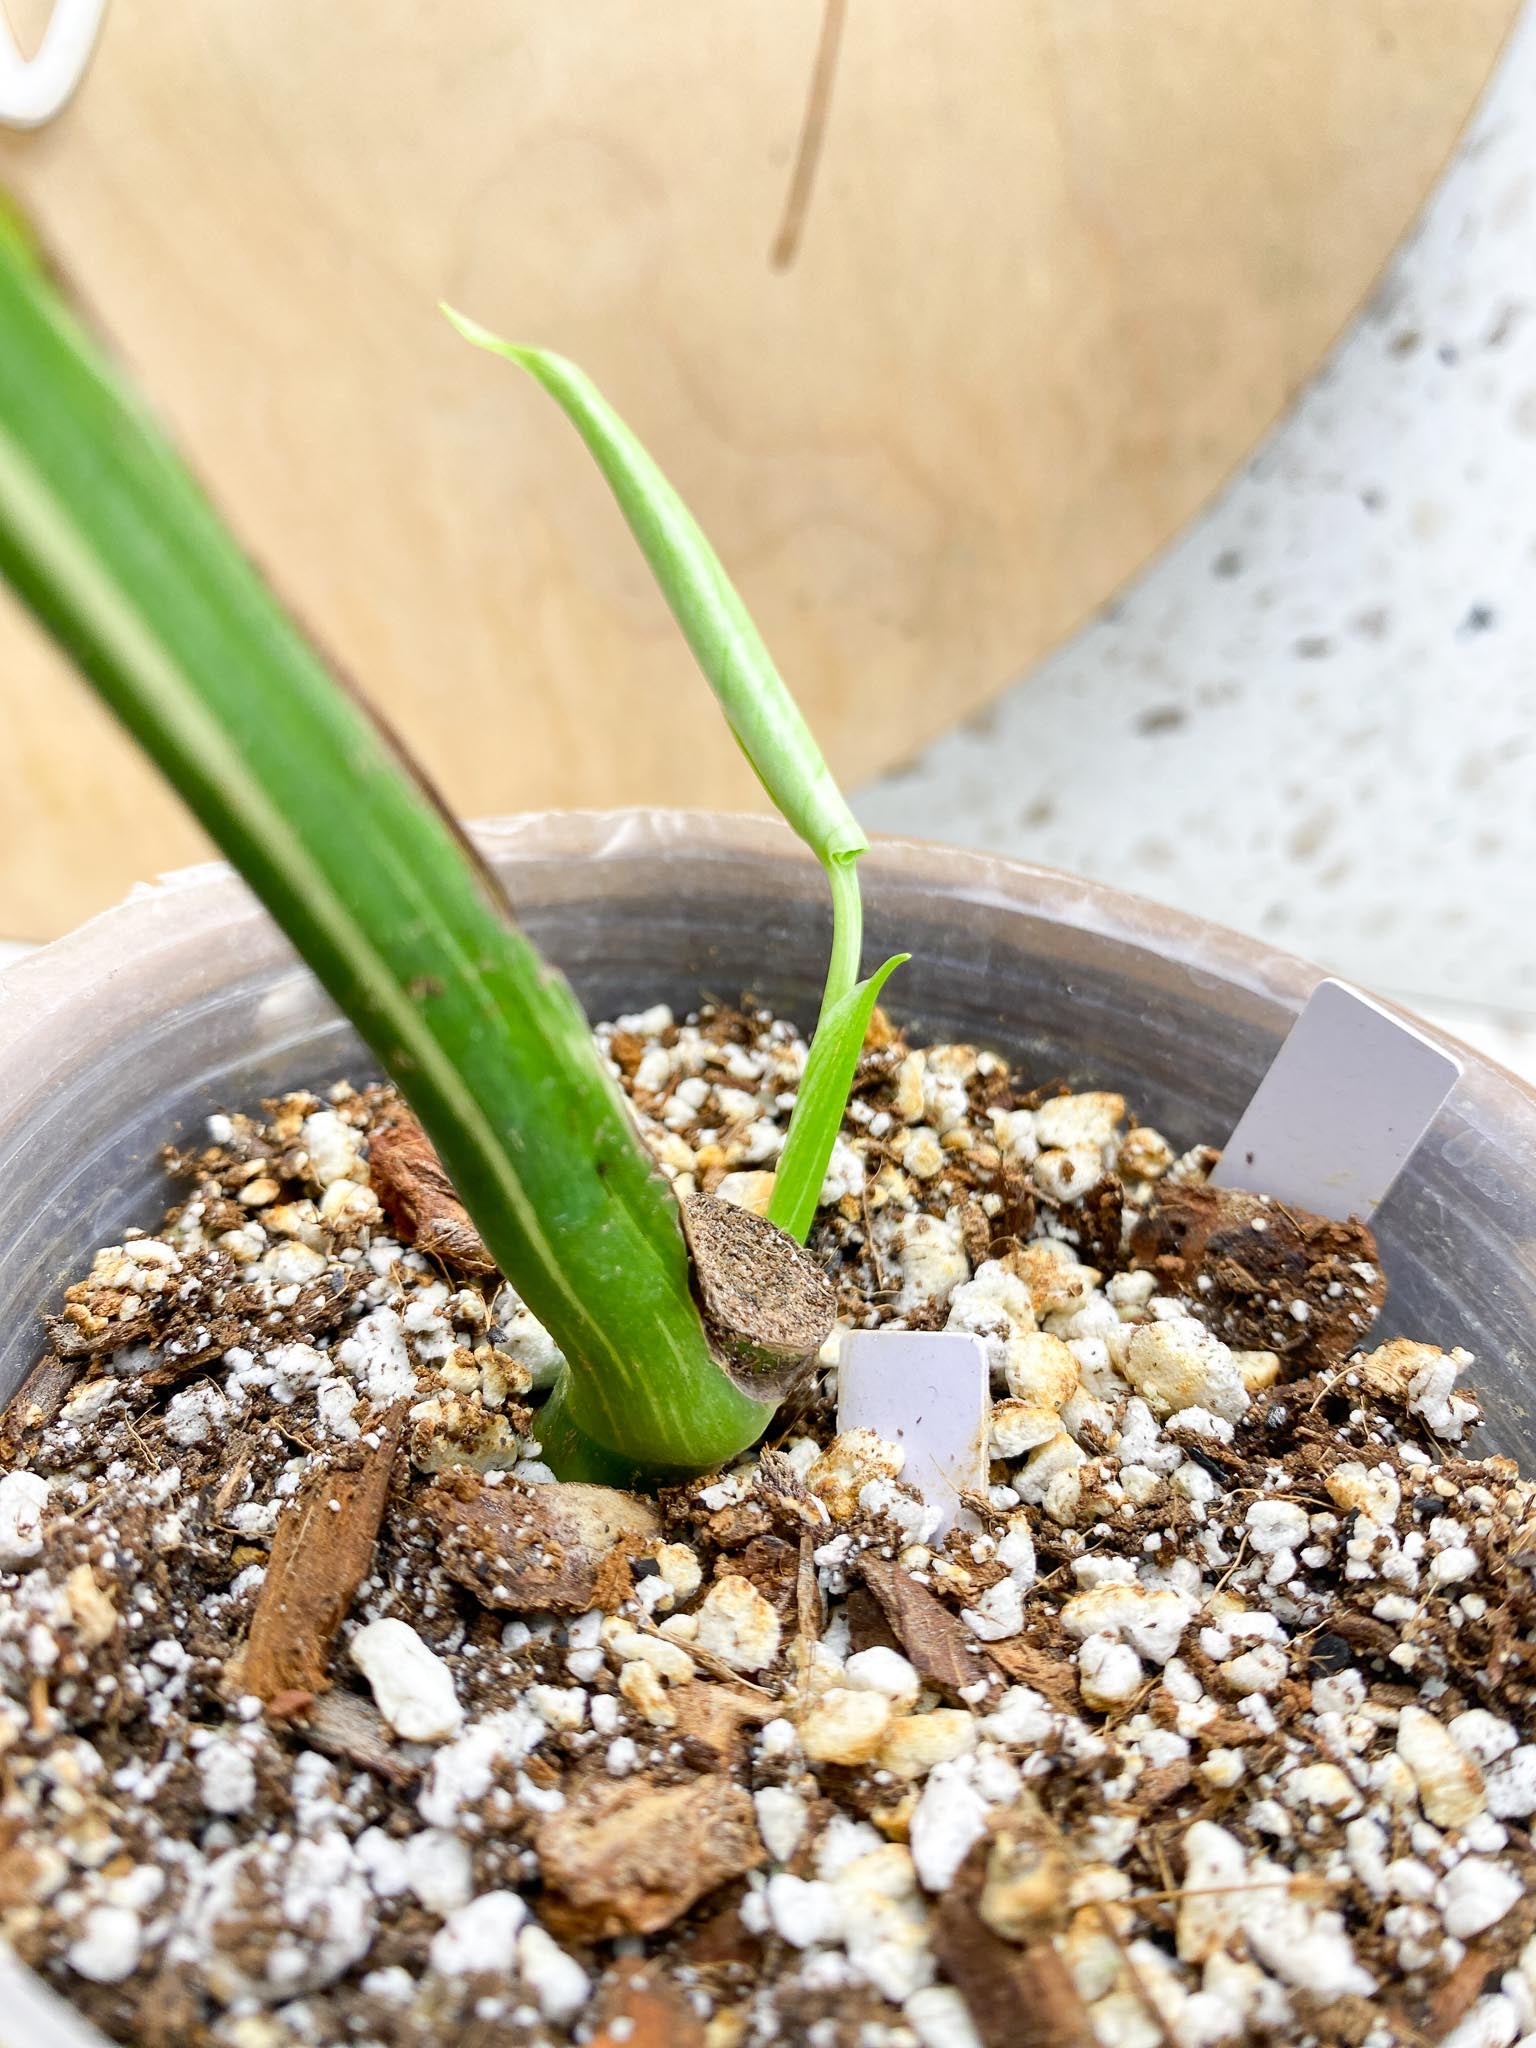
836, 1329, 990, 1536
1212, 977, 1461, 1221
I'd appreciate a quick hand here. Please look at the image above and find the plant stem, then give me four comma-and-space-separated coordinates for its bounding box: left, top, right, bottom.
446, 316, 904, 1250
822, 850, 865, 1020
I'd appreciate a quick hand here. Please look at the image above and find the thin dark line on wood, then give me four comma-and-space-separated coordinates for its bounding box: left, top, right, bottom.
771, 0, 848, 270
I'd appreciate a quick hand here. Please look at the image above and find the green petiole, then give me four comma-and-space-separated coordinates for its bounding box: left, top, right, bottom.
446, 312, 901, 1239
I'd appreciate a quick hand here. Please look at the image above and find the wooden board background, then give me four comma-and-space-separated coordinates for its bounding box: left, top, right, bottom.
0, 0, 1518, 935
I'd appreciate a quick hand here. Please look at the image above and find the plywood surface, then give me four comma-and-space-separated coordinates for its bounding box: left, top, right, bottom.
0, 0, 1518, 935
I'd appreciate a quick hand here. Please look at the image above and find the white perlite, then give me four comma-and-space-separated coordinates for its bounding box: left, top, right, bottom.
755, 1785, 810, 1864
1486, 1745, 1536, 1818
1244, 1497, 1310, 1555
1077, 1631, 1143, 1710
962, 1577, 1025, 1642
402, 1829, 474, 1913
0, 1469, 48, 1568
843, 1645, 923, 1710
197, 1737, 257, 1816
65, 1905, 142, 1984
905, 1984, 986, 2048
164, 1382, 229, 1448
336, 1307, 416, 1405
428, 1890, 527, 1976
765, 1872, 844, 1949
350, 1618, 463, 1743
417, 1707, 545, 1827
1124, 1317, 1250, 1422
186, 1832, 375, 2003
909, 1760, 989, 1891
301, 1109, 365, 1187
694, 1573, 781, 1673
1438, 1858, 1523, 1941
515, 1921, 589, 2022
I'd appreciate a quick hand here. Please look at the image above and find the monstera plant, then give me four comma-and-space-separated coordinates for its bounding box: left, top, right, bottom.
0, 212, 901, 1484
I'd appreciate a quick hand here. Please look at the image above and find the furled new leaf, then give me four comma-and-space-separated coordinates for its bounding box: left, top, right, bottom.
442, 311, 866, 880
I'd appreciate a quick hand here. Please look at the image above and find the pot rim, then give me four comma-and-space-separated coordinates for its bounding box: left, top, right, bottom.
0, 806, 1516, 1095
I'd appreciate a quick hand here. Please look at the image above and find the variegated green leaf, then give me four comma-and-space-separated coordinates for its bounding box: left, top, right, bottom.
0, 209, 768, 1479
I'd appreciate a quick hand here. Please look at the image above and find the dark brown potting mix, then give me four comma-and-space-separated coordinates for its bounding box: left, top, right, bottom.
1, 1002, 1533, 2048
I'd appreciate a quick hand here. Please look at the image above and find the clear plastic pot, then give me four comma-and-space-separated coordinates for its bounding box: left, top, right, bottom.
0, 809, 1532, 2044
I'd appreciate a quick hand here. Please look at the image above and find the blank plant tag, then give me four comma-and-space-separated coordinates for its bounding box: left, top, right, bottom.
1212, 977, 1460, 1221
836, 1330, 990, 1537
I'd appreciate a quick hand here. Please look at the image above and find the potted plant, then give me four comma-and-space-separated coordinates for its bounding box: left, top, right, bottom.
1, 219, 1534, 2048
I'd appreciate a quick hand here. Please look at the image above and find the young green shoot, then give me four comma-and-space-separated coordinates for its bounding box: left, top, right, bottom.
444, 312, 904, 1238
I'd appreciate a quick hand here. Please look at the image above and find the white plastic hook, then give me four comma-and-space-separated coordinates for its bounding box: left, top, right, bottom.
0, 0, 106, 130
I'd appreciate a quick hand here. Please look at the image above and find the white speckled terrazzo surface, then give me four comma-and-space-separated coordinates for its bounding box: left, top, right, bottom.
857, 5, 1536, 1034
